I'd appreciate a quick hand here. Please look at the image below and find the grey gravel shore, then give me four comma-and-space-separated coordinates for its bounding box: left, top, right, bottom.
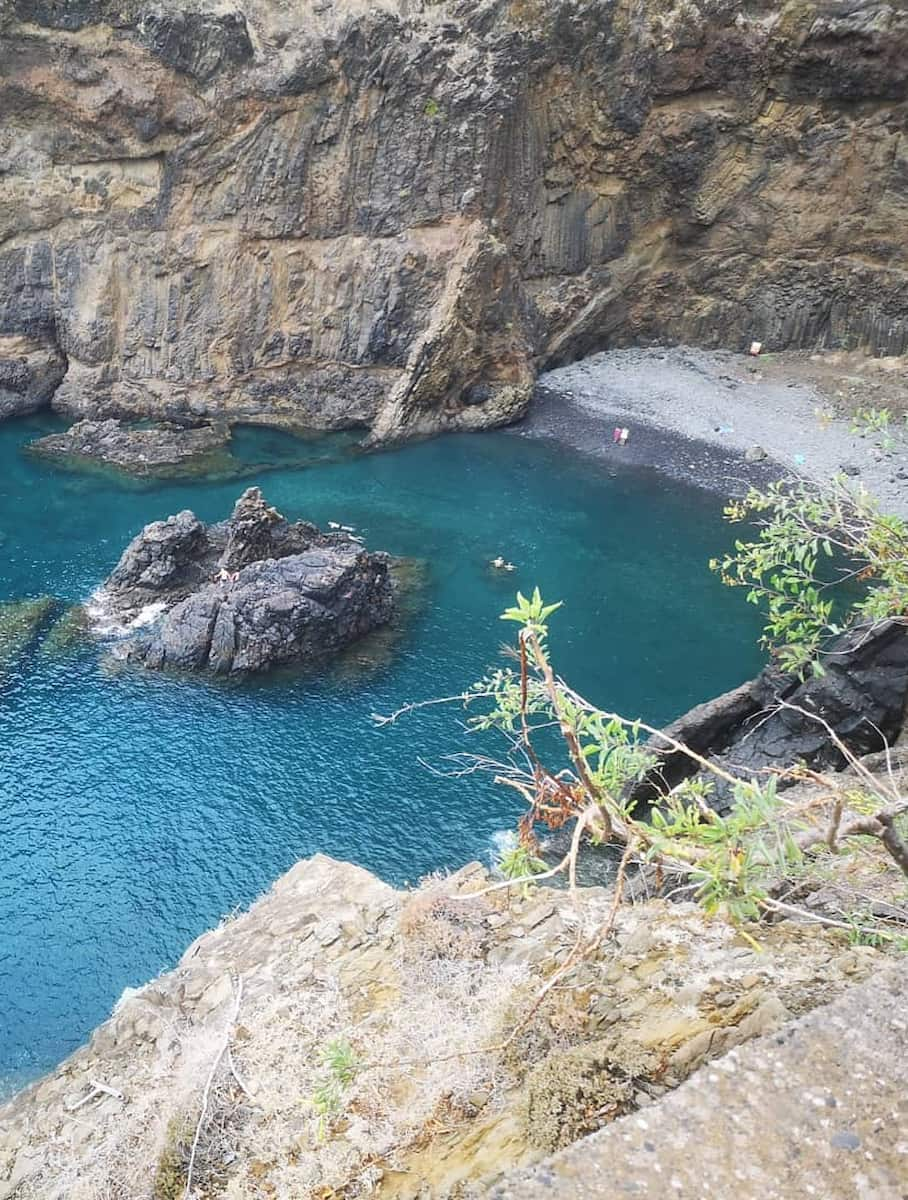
518, 347, 908, 518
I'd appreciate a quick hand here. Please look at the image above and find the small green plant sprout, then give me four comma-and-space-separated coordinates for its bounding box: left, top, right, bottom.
310, 1037, 360, 1139
711, 476, 908, 676
423, 97, 441, 118
845, 916, 908, 951
496, 840, 547, 897
851, 405, 891, 436
501, 587, 563, 632
851, 406, 898, 451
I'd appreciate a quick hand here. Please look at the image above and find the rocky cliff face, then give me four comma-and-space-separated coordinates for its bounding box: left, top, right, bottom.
2, 0, 907, 440
0, 853, 890, 1199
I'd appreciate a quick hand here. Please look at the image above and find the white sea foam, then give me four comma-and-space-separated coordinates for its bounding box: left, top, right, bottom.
84, 590, 166, 638
129, 601, 167, 630
489, 828, 517, 873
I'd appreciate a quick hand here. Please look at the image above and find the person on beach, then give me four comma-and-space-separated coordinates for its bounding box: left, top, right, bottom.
612, 427, 622, 444
618, 427, 630, 445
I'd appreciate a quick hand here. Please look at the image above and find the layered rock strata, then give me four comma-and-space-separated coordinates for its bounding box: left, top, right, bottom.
1, 1, 907, 439
93, 486, 394, 672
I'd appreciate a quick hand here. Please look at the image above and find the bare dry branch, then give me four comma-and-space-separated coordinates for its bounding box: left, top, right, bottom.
185, 975, 244, 1199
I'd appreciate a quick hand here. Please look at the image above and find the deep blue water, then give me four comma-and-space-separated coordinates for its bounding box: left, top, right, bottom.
0, 416, 763, 1093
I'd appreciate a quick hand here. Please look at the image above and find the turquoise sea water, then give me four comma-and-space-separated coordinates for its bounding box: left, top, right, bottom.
0, 417, 764, 1093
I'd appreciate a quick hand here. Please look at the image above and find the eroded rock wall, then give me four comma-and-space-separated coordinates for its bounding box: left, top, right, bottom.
2, 0, 907, 438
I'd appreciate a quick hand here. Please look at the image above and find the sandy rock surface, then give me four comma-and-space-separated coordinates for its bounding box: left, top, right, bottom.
0, 850, 897, 1200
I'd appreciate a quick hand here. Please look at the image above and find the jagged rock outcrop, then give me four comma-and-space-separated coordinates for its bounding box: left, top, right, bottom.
0, 853, 890, 1200
633, 620, 908, 809
29, 417, 229, 472
93, 487, 394, 672
0, 337, 66, 420
1, 1, 906, 440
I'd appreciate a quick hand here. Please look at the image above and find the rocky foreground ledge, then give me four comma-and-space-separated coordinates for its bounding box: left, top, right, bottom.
91, 487, 393, 673
0, 851, 900, 1200
1, 844, 902, 1200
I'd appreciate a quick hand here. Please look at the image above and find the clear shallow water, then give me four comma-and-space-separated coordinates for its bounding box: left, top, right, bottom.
0, 416, 763, 1093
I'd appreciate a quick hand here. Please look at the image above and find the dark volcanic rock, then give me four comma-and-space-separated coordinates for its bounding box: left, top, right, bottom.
94, 487, 393, 673
0, 337, 66, 419
103, 508, 214, 614
633, 621, 908, 811
139, 546, 391, 673
29, 418, 229, 473
219, 485, 319, 572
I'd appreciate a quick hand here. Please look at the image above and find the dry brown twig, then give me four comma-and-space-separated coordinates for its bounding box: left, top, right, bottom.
774, 699, 908, 878
185, 974, 244, 1199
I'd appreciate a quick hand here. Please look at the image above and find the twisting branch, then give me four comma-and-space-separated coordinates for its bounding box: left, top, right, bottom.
371, 692, 489, 727
559, 681, 744, 793
773, 699, 908, 877
524, 629, 608, 830
825, 796, 845, 852
760, 897, 907, 938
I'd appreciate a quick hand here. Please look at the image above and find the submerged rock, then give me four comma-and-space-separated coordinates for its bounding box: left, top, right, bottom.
28, 418, 230, 475
0, 595, 56, 673
93, 487, 394, 674
39, 605, 91, 657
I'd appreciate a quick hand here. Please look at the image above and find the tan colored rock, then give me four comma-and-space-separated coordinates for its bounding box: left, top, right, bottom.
1, 1, 907, 440
0, 858, 895, 1199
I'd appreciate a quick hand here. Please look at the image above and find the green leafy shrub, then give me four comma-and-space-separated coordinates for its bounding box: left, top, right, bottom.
710, 476, 908, 676
458, 591, 908, 933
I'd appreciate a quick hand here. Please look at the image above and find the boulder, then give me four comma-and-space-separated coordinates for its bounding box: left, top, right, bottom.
102, 509, 213, 617
632, 621, 908, 810
93, 488, 394, 673
138, 546, 392, 673
0, 337, 66, 419
28, 418, 230, 474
